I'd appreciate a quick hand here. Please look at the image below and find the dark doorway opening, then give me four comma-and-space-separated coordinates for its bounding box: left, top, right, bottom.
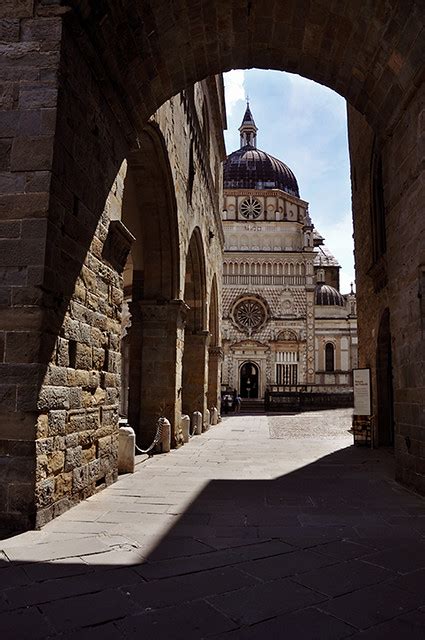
240, 362, 259, 399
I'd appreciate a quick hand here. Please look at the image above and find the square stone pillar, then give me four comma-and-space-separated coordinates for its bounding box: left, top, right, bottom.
182, 330, 210, 420
128, 299, 188, 449
207, 346, 223, 410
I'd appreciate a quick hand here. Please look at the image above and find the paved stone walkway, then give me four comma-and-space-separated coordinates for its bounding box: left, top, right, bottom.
3, 409, 425, 638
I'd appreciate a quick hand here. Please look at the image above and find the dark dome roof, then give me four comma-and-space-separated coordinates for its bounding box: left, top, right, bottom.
315, 284, 345, 307
223, 144, 300, 197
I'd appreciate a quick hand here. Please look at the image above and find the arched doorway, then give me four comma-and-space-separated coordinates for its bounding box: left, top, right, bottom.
240, 362, 259, 399
376, 309, 394, 446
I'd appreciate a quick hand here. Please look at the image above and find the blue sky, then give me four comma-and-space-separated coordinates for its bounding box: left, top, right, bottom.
223, 69, 355, 294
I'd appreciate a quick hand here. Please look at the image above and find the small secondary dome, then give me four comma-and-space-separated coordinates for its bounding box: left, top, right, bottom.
223, 104, 300, 197
315, 284, 345, 307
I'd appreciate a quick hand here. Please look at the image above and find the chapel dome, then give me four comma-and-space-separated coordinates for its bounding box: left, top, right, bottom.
315, 284, 345, 307
223, 145, 300, 197
223, 103, 300, 198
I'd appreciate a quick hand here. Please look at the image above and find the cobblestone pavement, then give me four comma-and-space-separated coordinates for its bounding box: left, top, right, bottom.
3, 410, 425, 638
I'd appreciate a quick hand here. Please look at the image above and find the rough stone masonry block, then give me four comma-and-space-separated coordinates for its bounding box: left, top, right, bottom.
72, 465, 89, 493
11, 136, 54, 171
36, 477, 54, 508
0, 1, 34, 19
64, 446, 82, 471
0, 19, 20, 42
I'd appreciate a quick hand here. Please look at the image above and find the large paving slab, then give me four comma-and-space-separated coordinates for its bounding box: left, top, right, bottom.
2, 409, 425, 638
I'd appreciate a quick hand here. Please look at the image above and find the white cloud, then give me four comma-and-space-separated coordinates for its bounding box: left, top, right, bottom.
223, 70, 246, 116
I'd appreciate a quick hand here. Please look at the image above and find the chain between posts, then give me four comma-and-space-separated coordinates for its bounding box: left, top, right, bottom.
135, 418, 165, 454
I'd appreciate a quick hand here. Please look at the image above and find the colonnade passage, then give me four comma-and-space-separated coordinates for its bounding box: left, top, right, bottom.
2, 409, 425, 637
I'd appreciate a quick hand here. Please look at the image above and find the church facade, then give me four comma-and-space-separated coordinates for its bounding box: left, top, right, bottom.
221, 106, 358, 404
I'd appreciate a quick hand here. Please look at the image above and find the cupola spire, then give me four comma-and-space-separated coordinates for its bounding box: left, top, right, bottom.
239, 101, 258, 148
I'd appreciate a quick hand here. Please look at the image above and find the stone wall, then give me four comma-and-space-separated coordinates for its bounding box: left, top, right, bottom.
348, 75, 425, 486
26, 16, 128, 527
0, 5, 225, 529
0, 3, 66, 529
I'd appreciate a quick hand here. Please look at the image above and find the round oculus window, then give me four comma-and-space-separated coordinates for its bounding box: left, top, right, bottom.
233, 297, 267, 334
240, 197, 262, 219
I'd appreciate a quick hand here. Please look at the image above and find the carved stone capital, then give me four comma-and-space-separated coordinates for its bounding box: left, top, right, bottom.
208, 346, 224, 360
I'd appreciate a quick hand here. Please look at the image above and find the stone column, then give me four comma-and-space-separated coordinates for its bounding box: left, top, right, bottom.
128, 299, 187, 449
182, 330, 210, 421
207, 346, 223, 409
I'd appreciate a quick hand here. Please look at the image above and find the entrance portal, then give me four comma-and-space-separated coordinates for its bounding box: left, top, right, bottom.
240, 362, 259, 399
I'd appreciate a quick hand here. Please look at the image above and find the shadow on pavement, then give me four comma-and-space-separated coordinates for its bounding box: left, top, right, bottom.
2, 445, 425, 638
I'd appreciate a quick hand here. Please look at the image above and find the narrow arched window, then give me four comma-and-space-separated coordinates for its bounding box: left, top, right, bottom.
371, 137, 386, 260
325, 343, 335, 372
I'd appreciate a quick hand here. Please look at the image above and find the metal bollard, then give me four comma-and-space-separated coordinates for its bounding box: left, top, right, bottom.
192, 411, 203, 435
118, 425, 135, 473
181, 414, 190, 443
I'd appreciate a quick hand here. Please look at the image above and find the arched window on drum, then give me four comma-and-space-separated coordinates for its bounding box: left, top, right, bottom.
325, 343, 335, 372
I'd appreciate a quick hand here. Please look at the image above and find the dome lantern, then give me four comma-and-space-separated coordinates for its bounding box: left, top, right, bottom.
239, 101, 258, 148
224, 103, 300, 197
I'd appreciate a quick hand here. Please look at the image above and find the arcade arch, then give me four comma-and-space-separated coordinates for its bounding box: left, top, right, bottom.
207, 275, 222, 411
182, 228, 209, 422
119, 124, 182, 447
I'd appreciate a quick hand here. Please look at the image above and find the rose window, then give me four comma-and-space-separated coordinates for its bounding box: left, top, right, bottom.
240, 197, 262, 219
233, 298, 267, 334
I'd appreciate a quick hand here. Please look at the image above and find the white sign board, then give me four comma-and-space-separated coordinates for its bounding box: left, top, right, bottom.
353, 368, 371, 416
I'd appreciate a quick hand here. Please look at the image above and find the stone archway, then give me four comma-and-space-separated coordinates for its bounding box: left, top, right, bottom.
2, 1, 425, 526
121, 124, 182, 447
182, 228, 208, 422
64, 1, 424, 135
